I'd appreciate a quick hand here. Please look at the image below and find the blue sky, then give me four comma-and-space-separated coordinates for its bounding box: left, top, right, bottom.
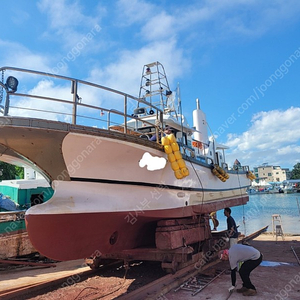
1, 0, 300, 170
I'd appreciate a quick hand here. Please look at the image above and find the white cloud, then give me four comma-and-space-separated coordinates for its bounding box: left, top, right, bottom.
116, 0, 154, 25
140, 12, 176, 42
117, 0, 300, 45
87, 39, 190, 97
225, 107, 300, 168
189, 0, 300, 39
10, 80, 72, 122
37, 0, 98, 30
0, 40, 50, 72
278, 145, 300, 155
37, 0, 102, 51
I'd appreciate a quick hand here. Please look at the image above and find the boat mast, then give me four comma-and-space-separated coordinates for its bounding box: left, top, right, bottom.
138, 62, 172, 115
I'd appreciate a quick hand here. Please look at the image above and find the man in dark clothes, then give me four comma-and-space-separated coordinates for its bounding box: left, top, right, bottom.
219, 244, 263, 296
224, 207, 238, 247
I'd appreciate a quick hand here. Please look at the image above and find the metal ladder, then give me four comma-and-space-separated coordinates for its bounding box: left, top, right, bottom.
272, 214, 284, 241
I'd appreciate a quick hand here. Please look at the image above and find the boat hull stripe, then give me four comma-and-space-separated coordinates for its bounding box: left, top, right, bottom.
70, 177, 248, 192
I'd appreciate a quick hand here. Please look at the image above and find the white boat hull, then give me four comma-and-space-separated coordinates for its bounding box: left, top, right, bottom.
24, 132, 249, 260
26, 182, 248, 261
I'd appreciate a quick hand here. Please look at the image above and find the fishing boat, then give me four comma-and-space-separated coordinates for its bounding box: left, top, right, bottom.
0, 62, 251, 264
282, 180, 300, 193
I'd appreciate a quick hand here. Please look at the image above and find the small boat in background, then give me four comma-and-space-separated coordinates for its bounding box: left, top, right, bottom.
0, 62, 252, 264
0, 210, 37, 259
282, 180, 300, 193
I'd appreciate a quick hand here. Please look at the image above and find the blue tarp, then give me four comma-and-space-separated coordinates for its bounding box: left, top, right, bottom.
0, 193, 19, 211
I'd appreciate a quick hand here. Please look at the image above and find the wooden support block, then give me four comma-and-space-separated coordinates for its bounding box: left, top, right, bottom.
156, 226, 209, 250
156, 223, 205, 232
157, 217, 203, 227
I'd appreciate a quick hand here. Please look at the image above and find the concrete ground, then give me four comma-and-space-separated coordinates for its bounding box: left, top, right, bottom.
165, 234, 300, 300
0, 259, 89, 294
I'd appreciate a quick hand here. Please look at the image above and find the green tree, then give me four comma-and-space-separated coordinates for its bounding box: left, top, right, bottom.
290, 163, 300, 179
0, 162, 24, 180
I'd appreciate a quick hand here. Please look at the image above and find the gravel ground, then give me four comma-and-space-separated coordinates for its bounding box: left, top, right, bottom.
22, 261, 166, 300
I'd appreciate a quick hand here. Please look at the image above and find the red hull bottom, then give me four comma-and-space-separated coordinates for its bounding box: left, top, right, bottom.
26, 211, 158, 261
25, 196, 248, 261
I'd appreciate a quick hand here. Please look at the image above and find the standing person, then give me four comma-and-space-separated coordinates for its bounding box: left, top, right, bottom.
209, 211, 219, 231
219, 244, 263, 296
224, 207, 238, 247
150, 126, 173, 141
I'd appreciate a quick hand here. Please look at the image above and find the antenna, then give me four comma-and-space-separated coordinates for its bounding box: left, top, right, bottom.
177, 82, 185, 144
0, 70, 4, 103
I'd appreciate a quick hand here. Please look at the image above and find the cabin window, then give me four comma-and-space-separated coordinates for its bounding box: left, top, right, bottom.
138, 126, 155, 133
177, 132, 187, 144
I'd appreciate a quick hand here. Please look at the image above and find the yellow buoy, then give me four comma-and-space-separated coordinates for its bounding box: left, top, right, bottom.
177, 158, 186, 169
171, 161, 180, 171
174, 169, 184, 179
164, 145, 173, 154
161, 136, 170, 145
168, 153, 176, 163
167, 133, 176, 143
247, 171, 256, 180
212, 168, 218, 175
171, 142, 179, 152
174, 150, 182, 160
181, 167, 189, 177
162, 135, 189, 179
212, 167, 227, 182
215, 165, 225, 176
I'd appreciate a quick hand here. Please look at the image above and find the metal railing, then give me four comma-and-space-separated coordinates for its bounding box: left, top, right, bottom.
0, 66, 164, 134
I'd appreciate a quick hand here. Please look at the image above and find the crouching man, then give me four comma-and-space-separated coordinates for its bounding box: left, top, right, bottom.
219, 244, 263, 296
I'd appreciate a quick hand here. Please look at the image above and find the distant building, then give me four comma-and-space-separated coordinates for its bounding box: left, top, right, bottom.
282, 168, 292, 180
252, 164, 290, 182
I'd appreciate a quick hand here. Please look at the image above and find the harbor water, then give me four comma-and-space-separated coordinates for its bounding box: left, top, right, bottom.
215, 193, 300, 236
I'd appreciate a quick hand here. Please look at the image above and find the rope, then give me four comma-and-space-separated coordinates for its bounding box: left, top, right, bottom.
182, 146, 206, 254
73, 265, 129, 300
236, 169, 246, 236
